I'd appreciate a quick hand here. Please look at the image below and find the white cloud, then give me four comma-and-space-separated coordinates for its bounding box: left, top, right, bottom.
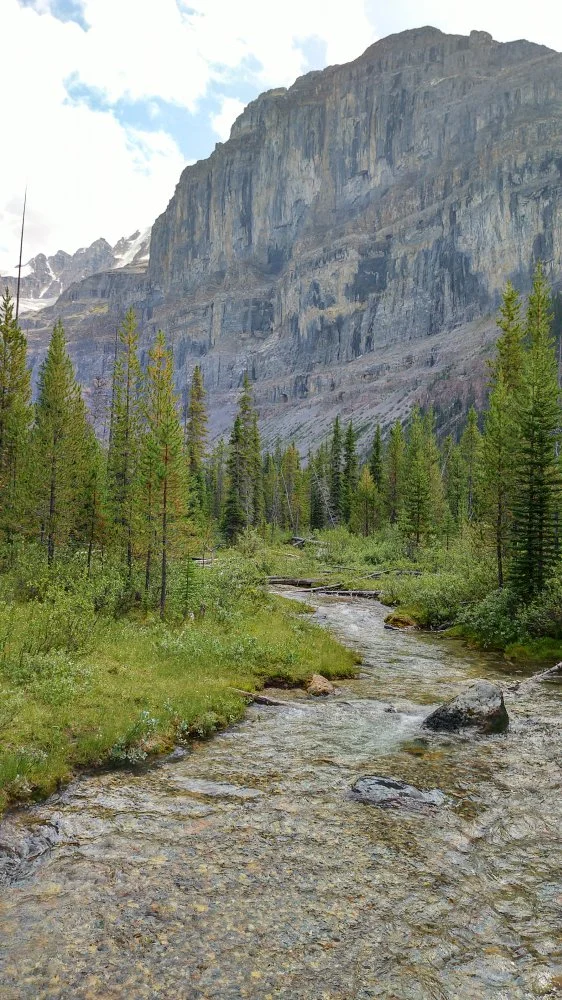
210, 97, 246, 142
3, 0, 561, 273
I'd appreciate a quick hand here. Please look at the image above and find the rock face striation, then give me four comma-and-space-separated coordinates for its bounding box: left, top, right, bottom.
21, 27, 562, 448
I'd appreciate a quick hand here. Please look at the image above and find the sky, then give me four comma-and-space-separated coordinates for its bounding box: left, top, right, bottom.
1, 0, 561, 272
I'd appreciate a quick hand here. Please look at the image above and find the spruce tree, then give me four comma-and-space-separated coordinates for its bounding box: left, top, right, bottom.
0, 290, 31, 547
223, 415, 246, 540
342, 421, 359, 524
510, 264, 561, 598
329, 416, 343, 521
352, 466, 376, 536
495, 281, 525, 390
369, 424, 383, 489
33, 321, 89, 565
400, 407, 442, 546
383, 420, 405, 524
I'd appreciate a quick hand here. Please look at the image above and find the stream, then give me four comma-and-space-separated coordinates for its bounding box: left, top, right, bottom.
0, 594, 560, 999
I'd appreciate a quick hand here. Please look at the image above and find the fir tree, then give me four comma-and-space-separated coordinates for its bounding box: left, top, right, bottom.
495, 280, 525, 390
401, 407, 442, 546
33, 321, 89, 565
510, 264, 561, 598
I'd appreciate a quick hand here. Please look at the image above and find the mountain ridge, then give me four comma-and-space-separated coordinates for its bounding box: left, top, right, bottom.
19, 26, 562, 449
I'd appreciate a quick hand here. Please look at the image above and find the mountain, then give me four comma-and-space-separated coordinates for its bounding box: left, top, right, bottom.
20, 27, 562, 449
1, 229, 150, 315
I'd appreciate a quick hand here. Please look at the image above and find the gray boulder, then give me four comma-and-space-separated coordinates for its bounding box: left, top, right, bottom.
351, 776, 445, 810
423, 680, 509, 734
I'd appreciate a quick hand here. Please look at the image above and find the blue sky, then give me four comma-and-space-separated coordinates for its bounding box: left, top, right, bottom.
1, 0, 561, 272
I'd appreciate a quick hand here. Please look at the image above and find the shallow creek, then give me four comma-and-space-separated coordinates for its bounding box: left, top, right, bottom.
0, 594, 560, 999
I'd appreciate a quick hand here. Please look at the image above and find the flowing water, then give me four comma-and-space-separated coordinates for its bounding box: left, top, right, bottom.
0, 595, 560, 999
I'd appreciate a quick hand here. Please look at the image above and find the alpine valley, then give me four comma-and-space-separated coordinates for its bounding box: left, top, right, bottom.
13, 25, 562, 449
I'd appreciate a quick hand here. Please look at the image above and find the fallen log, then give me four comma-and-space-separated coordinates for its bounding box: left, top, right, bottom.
366, 569, 422, 579
267, 576, 329, 588
231, 688, 296, 707
314, 588, 381, 599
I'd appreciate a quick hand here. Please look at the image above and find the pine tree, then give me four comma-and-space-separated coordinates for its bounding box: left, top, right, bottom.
32, 321, 89, 565
329, 416, 343, 521
481, 368, 515, 587
0, 290, 31, 547
185, 365, 208, 522
369, 423, 383, 489
342, 421, 359, 523
510, 264, 561, 598
107, 309, 143, 577
383, 420, 405, 524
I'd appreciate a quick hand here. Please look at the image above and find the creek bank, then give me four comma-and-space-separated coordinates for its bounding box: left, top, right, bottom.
423, 680, 509, 733
350, 775, 446, 810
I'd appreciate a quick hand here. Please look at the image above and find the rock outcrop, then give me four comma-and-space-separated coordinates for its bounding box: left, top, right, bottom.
423, 680, 509, 733
22, 27, 562, 448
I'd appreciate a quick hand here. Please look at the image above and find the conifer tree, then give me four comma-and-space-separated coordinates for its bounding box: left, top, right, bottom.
223, 415, 246, 540
383, 420, 405, 524
0, 290, 31, 546
401, 407, 442, 547
460, 407, 482, 522
369, 424, 383, 489
352, 466, 376, 536
481, 368, 514, 587
207, 439, 227, 523
329, 416, 343, 521
185, 365, 208, 522
250, 412, 264, 529
342, 421, 359, 524
495, 281, 525, 390
79, 428, 108, 576
143, 332, 187, 614
510, 264, 561, 598
107, 309, 143, 577
33, 321, 89, 565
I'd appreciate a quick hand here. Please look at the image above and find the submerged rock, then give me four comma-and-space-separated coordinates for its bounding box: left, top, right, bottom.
384, 612, 418, 630
423, 680, 509, 733
351, 776, 445, 809
307, 674, 335, 696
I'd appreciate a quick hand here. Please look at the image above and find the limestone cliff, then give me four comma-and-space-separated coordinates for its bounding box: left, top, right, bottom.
23, 27, 562, 449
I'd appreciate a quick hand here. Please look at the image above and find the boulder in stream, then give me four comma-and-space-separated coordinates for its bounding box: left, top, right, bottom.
307, 674, 335, 696
423, 680, 509, 734
351, 776, 445, 810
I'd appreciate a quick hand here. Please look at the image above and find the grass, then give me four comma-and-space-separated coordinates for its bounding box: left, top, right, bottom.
0, 561, 357, 816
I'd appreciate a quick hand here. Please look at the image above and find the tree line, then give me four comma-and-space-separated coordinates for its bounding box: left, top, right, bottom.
0, 263, 560, 610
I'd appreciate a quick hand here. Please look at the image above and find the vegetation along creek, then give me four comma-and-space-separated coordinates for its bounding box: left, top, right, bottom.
0, 591, 560, 999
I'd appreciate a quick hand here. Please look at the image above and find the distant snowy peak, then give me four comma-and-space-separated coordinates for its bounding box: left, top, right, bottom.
1, 228, 151, 314
112, 227, 151, 268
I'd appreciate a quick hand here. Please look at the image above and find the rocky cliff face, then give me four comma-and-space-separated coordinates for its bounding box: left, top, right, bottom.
22, 27, 562, 449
